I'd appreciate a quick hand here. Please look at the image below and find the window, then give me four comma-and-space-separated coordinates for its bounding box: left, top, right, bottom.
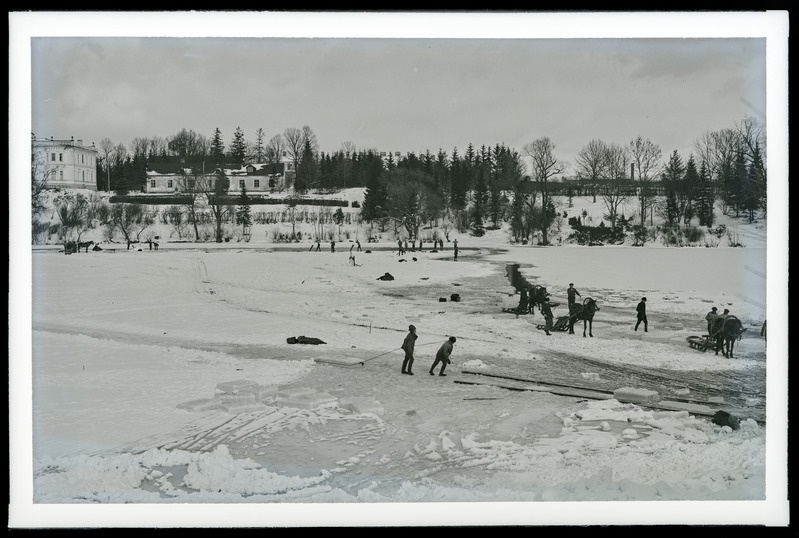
51, 153, 56, 162
188, 179, 195, 190
167, 180, 173, 189
150, 180, 156, 188
59, 171, 63, 181
82, 171, 85, 182
81, 154, 84, 164
254, 179, 260, 188
59, 153, 63, 162
239, 180, 245, 189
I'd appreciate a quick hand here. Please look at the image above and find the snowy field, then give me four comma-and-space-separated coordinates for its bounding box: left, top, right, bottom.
10, 194, 788, 527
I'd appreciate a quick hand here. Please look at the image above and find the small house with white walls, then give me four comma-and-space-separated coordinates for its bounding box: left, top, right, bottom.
144, 159, 292, 194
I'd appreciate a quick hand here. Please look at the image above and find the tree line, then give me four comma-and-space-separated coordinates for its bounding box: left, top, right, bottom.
33, 116, 766, 246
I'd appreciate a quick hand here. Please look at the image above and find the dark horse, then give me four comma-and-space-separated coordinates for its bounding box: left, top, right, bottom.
710, 316, 747, 358
528, 285, 550, 315
568, 297, 600, 337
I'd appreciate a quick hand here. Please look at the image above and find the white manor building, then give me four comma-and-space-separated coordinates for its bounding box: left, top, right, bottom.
32, 135, 98, 191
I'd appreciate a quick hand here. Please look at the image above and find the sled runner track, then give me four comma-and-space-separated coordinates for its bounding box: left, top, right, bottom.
457, 370, 765, 423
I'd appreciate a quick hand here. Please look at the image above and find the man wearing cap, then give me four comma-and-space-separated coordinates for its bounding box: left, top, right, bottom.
567, 283, 581, 312
705, 307, 719, 335
401, 324, 418, 375
541, 297, 554, 335
635, 297, 648, 332
429, 336, 456, 376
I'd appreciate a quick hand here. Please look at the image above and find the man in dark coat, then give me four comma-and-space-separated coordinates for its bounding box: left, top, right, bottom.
541, 297, 554, 335
567, 283, 581, 311
453, 239, 459, 261
634, 297, 648, 332
705, 307, 719, 335
429, 336, 456, 376
401, 324, 418, 375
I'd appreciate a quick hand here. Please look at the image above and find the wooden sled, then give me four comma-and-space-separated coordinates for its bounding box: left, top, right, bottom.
687, 335, 713, 352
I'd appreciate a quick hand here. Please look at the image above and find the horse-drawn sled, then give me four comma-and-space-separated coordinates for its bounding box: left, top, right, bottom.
501, 285, 553, 315
535, 297, 600, 337
686, 315, 747, 358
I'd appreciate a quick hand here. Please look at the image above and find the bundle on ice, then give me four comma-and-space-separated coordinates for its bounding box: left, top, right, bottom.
286, 336, 327, 345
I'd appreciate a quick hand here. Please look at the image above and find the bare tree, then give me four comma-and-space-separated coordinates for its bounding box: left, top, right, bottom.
574, 139, 607, 202
108, 203, 157, 248
282, 128, 304, 190
98, 138, 115, 192
599, 143, 632, 231
264, 135, 287, 191
177, 170, 205, 241
130, 137, 150, 159
31, 145, 55, 222
200, 171, 231, 243
736, 116, 767, 179
149, 136, 168, 158
629, 136, 662, 230
523, 137, 567, 245
165, 205, 190, 240
301, 125, 319, 156
340, 141, 357, 156
168, 128, 208, 160
54, 193, 89, 253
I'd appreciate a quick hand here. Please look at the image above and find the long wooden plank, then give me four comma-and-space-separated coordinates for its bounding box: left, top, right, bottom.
454, 378, 615, 401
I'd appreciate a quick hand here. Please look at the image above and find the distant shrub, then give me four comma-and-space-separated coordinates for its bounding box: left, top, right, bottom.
681, 224, 704, 244
568, 220, 625, 245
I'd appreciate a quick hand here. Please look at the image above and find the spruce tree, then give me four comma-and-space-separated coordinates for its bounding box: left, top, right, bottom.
235, 185, 252, 235
229, 127, 247, 166
681, 155, 698, 224
210, 128, 225, 167
695, 160, 714, 226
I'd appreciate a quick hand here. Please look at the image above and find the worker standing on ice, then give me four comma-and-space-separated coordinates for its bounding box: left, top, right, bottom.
401, 324, 417, 375
567, 283, 581, 312
540, 297, 554, 335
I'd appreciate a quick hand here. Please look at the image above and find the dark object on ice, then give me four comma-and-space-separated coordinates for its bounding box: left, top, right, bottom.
92, 244, 103, 251
439, 297, 447, 302
712, 410, 740, 430
398, 259, 407, 263
412, 257, 417, 261
365, 250, 372, 254
286, 336, 327, 345
450, 293, 461, 302
377, 272, 395, 281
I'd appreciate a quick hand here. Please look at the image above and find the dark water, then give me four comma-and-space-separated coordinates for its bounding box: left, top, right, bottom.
505, 263, 532, 292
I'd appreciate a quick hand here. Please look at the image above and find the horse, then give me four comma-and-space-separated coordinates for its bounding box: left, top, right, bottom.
528, 285, 550, 315
77, 240, 94, 253
568, 297, 600, 337
710, 316, 747, 358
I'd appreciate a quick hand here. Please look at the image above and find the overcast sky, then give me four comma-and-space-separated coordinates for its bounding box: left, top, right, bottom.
16, 12, 780, 174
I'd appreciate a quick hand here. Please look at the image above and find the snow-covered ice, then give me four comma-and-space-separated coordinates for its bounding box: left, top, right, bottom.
10, 193, 788, 527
